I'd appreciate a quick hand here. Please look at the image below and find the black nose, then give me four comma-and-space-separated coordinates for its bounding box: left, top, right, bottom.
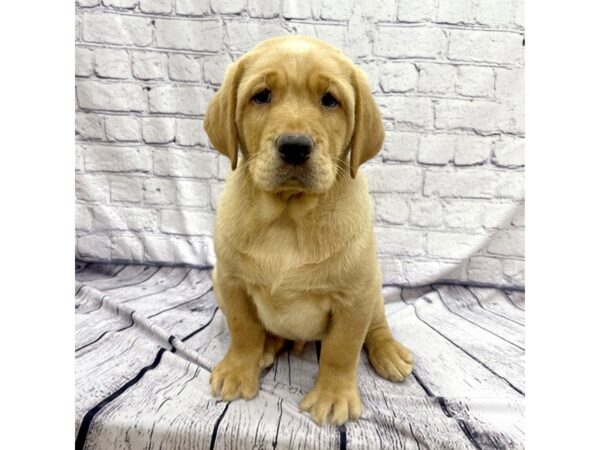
277, 134, 314, 165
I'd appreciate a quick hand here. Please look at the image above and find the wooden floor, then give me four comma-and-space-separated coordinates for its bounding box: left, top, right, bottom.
75, 262, 525, 450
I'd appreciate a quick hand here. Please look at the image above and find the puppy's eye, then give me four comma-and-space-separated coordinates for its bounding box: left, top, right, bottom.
321, 92, 338, 108
252, 89, 271, 104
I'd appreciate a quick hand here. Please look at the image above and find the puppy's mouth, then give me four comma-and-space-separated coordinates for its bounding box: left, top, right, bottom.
272, 166, 315, 192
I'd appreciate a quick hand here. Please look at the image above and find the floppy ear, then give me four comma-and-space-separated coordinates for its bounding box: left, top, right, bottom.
349, 68, 385, 178
204, 61, 243, 170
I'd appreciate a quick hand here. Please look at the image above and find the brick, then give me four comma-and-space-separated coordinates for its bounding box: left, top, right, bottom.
211, 0, 245, 14
380, 63, 418, 93
75, 112, 105, 140
148, 85, 213, 115
77, 0, 100, 6
320, 0, 353, 20
226, 22, 289, 53
381, 132, 419, 162
83, 13, 152, 46
76, 145, 85, 172
379, 259, 405, 284
143, 179, 175, 205
493, 137, 524, 167
76, 174, 109, 201
168, 54, 202, 82
377, 97, 433, 128
248, 0, 279, 18
359, 0, 397, 21
515, 0, 524, 27
468, 256, 502, 284
487, 229, 524, 257
427, 231, 489, 259
160, 209, 215, 234
132, 52, 167, 80
143, 235, 211, 265
512, 204, 525, 227
424, 169, 497, 198
375, 227, 424, 256
443, 199, 515, 229
209, 182, 225, 210
75, 15, 82, 41
495, 67, 524, 105
495, 172, 524, 200
410, 199, 443, 227
454, 136, 492, 165
111, 176, 143, 202
94, 48, 130, 79
75, 47, 94, 77
203, 54, 233, 84
283, 0, 316, 19
364, 165, 423, 193
76, 204, 93, 230
373, 194, 409, 224
176, 118, 209, 147
417, 63, 454, 94
141, 117, 175, 144
217, 154, 231, 180
434, 99, 513, 134
473, 0, 515, 27
153, 149, 218, 178
111, 235, 144, 261
374, 27, 446, 58
176, 180, 210, 207
404, 259, 467, 284
140, 0, 172, 14
92, 205, 158, 231
436, 0, 472, 24
102, 0, 137, 7
418, 134, 455, 165
175, 0, 210, 15
77, 81, 146, 112
397, 0, 435, 22
455, 66, 495, 97
155, 19, 222, 51
105, 115, 140, 142
77, 235, 111, 260
448, 30, 523, 64
503, 259, 524, 285
85, 145, 152, 173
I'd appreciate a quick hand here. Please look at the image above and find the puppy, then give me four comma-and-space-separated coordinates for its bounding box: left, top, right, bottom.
204, 35, 413, 425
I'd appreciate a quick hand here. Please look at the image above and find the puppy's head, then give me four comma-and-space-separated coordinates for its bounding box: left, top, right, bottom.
204, 36, 384, 194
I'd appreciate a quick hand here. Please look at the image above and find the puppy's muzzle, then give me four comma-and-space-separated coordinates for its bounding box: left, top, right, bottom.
277, 134, 314, 166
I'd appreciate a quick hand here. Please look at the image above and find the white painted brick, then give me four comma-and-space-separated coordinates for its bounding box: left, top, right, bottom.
85, 145, 152, 173
381, 132, 419, 162
153, 149, 218, 178
140, 0, 172, 14
515, 0, 524, 27
356, 62, 380, 93
417, 63, 455, 94
379, 258, 405, 284
397, 0, 435, 22
77, 81, 146, 112
92, 205, 158, 231
248, 0, 279, 18
168, 54, 202, 82
493, 137, 524, 167
373, 194, 409, 224
503, 259, 524, 285
380, 63, 418, 93
143, 235, 211, 265
512, 204, 525, 227
364, 165, 423, 193
111, 176, 143, 203
112, 235, 144, 261
83, 13, 152, 46
203, 54, 233, 85
418, 134, 455, 165
226, 22, 289, 53
377, 97, 433, 129
76, 174, 109, 202
375, 227, 424, 256
141, 117, 175, 144
410, 199, 443, 227
132, 52, 167, 80
293, 24, 346, 56
78, 235, 112, 260
209, 182, 225, 210
103, 0, 137, 8
105, 115, 140, 142
75, 14, 82, 42
148, 85, 213, 115
94, 48, 130, 79
454, 135, 492, 165
455, 66, 495, 97
487, 229, 524, 257
467, 256, 502, 284
176, 180, 210, 207
448, 30, 524, 65
76, 204, 94, 230
77, 0, 101, 6
427, 231, 489, 259
75, 47, 94, 77
436, 0, 472, 24
211, 0, 245, 14
473, 0, 515, 27
434, 99, 513, 134
175, 0, 210, 15
143, 179, 175, 205
176, 118, 209, 147
320, 0, 353, 20
156, 19, 223, 51
404, 259, 467, 284
217, 154, 231, 180
75, 145, 85, 172
76, 112, 105, 140
160, 209, 215, 234
443, 200, 515, 229
495, 172, 524, 200
374, 27, 446, 58
424, 169, 497, 198
358, 0, 397, 21
495, 67, 524, 105
283, 0, 316, 19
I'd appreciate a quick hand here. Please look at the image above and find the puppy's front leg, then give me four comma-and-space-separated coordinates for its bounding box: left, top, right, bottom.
301, 300, 370, 425
211, 273, 265, 401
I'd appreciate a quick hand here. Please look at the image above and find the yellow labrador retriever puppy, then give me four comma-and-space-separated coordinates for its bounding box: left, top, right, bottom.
204, 35, 413, 425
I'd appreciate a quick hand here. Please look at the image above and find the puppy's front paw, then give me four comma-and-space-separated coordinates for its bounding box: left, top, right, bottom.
210, 355, 260, 400
367, 339, 413, 382
300, 380, 362, 425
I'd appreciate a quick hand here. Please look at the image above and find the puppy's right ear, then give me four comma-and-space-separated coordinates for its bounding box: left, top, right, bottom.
204, 61, 243, 170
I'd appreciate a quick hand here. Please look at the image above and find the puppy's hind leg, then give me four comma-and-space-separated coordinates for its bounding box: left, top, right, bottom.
365, 296, 413, 382
259, 334, 286, 370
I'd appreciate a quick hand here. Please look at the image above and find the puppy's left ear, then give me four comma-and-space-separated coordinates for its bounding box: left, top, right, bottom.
204, 60, 243, 170
349, 68, 385, 178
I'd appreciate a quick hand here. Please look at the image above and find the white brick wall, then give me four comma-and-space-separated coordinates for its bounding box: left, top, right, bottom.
75, 0, 524, 288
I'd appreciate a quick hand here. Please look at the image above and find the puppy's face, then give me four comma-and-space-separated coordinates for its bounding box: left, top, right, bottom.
205, 36, 384, 194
